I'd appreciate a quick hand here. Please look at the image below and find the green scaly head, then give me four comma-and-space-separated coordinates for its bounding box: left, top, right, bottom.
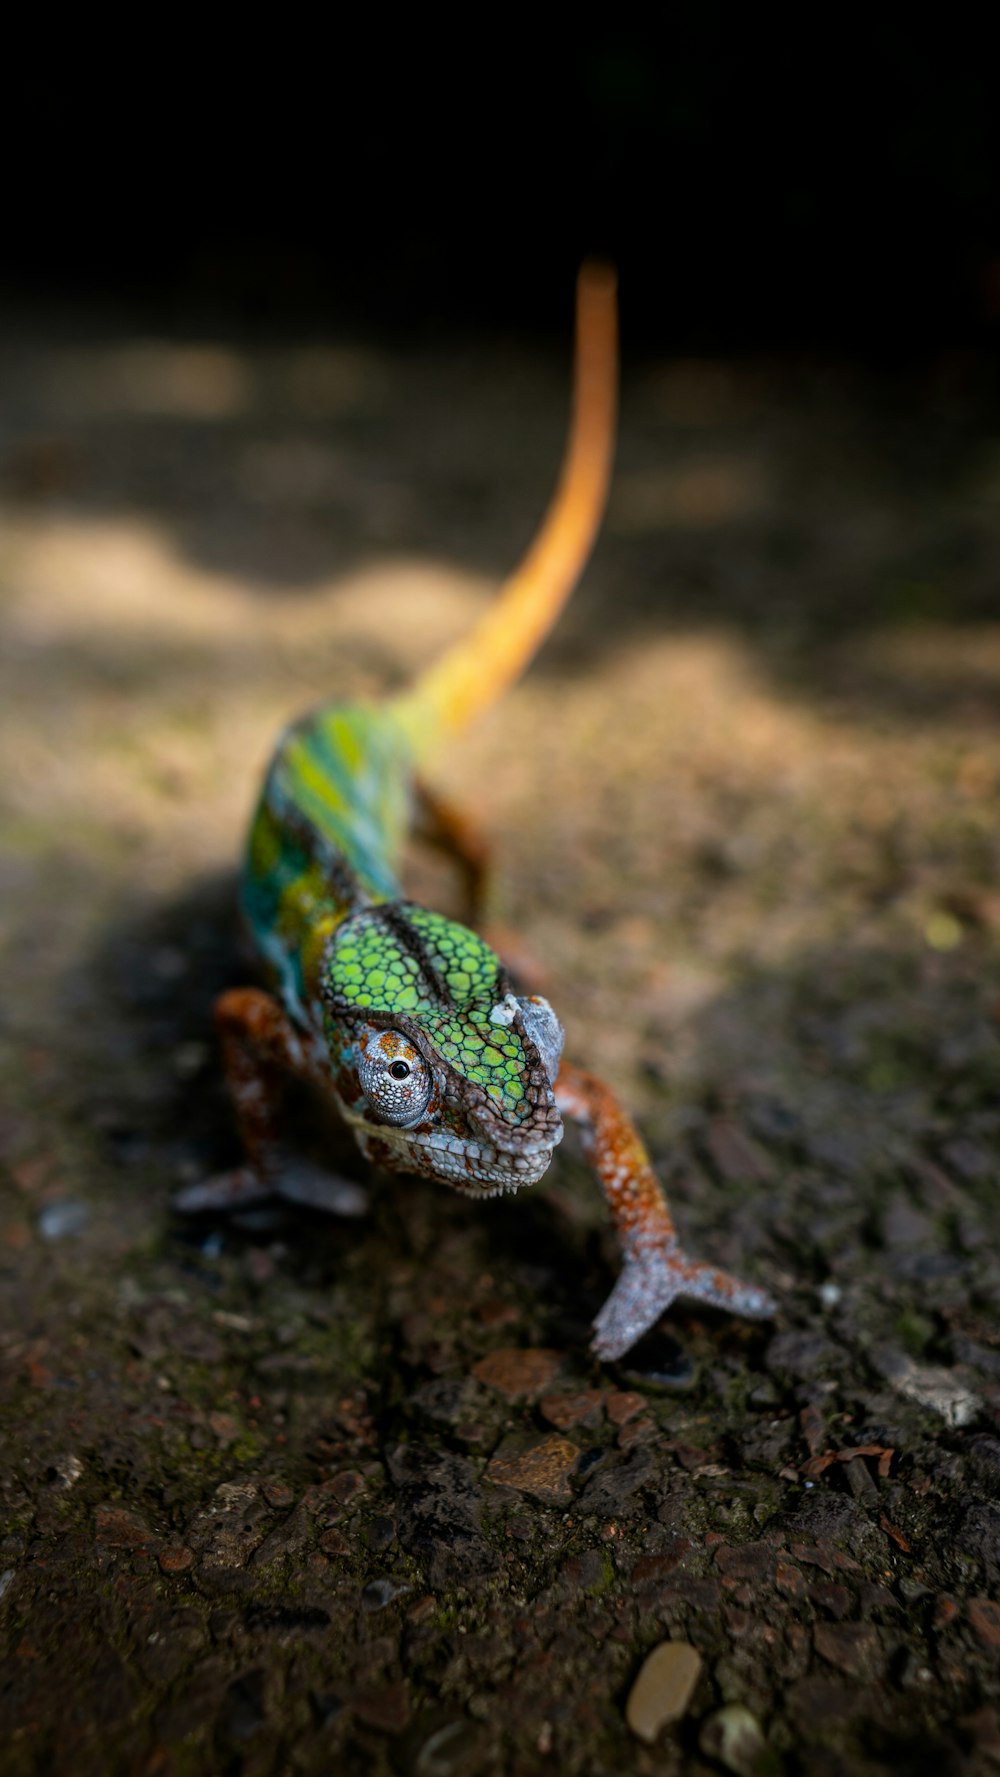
321, 904, 564, 1195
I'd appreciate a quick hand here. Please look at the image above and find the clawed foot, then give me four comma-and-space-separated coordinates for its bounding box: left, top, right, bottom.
174, 1167, 274, 1214
174, 1158, 368, 1218
591, 1240, 775, 1362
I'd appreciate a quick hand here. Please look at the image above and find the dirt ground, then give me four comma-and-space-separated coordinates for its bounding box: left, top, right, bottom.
2, 315, 1000, 1775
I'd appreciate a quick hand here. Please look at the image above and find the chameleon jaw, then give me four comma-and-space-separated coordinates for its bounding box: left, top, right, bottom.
349, 1113, 561, 1194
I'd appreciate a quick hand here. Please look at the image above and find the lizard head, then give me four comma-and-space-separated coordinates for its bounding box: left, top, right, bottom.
320, 903, 563, 1196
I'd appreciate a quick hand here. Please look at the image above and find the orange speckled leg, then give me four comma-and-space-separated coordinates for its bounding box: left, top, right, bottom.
554, 1061, 775, 1360
175, 988, 366, 1216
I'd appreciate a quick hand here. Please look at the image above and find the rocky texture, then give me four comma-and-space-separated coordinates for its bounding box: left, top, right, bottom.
3, 324, 1000, 1772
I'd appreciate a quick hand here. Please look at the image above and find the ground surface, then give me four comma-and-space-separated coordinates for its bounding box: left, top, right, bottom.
2, 319, 1000, 1775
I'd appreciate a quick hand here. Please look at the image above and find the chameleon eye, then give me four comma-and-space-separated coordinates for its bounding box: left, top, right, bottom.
357, 1030, 432, 1126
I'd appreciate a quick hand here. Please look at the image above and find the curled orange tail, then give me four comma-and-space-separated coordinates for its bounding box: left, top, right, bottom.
392, 261, 618, 758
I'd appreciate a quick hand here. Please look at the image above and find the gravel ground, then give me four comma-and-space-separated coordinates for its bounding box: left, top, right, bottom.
2, 319, 1000, 1775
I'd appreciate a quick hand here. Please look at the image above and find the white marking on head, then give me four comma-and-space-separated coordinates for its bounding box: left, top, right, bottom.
488, 993, 520, 1027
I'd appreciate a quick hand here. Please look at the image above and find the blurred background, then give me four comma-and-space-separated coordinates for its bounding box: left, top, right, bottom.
4, 24, 998, 352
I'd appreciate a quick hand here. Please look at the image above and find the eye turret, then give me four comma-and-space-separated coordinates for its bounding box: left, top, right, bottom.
357, 1030, 433, 1126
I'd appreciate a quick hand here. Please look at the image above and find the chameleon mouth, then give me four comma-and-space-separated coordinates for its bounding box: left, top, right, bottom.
353, 1115, 560, 1194
410, 1125, 559, 1194
449, 1152, 556, 1196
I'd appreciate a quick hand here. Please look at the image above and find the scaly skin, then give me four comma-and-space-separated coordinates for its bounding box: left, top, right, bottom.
183, 268, 776, 1359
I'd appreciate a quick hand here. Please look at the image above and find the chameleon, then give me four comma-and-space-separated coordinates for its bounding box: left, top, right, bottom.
179, 264, 775, 1360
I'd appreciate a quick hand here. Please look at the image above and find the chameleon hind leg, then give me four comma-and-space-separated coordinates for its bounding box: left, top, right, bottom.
413, 776, 491, 927
175, 987, 367, 1217
413, 776, 549, 989
554, 1061, 775, 1361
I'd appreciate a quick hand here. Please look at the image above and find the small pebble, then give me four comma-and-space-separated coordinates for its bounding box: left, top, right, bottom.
470, 1348, 563, 1400
261, 1479, 295, 1510
539, 1389, 603, 1429
49, 1453, 84, 1489
95, 1504, 157, 1549
414, 1717, 485, 1776
37, 1201, 89, 1241
605, 1390, 645, 1426
362, 1577, 411, 1611
158, 1545, 193, 1574
698, 1703, 766, 1776
872, 1347, 981, 1428
625, 1639, 703, 1743
484, 1435, 579, 1502
618, 1415, 657, 1449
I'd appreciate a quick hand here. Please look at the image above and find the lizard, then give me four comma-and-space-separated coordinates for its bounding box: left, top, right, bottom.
178, 264, 776, 1360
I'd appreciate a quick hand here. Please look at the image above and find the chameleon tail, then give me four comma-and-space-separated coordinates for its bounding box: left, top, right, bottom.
391, 261, 618, 762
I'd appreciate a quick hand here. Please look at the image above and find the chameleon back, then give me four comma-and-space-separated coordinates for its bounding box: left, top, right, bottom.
241, 703, 413, 1022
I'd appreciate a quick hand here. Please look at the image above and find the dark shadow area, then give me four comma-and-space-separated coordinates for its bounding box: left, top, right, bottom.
4, 28, 999, 357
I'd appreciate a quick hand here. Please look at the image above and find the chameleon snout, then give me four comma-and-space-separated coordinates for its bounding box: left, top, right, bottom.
463, 1101, 564, 1164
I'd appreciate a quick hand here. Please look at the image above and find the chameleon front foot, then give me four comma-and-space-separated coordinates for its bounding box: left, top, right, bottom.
200, 985, 369, 1218
174, 1159, 368, 1218
553, 1062, 775, 1362
591, 1240, 776, 1362
174, 1167, 275, 1214
269, 1158, 368, 1216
